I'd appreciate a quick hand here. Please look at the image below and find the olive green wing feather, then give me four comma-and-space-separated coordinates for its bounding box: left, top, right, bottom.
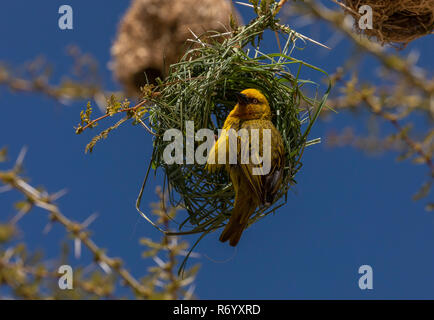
237, 120, 285, 205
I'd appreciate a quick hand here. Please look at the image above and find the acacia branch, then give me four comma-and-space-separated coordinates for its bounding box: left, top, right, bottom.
0, 256, 114, 298
363, 96, 434, 174
0, 169, 151, 298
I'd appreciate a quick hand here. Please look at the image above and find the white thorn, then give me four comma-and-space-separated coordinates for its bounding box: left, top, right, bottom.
9, 207, 29, 225
0, 186, 13, 194
50, 188, 68, 201
74, 238, 82, 259
98, 261, 112, 274
42, 222, 53, 234
153, 256, 166, 268
179, 250, 200, 258
235, 1, 254, 8
15, 146, 28, 169
184, 284, 196, 300
82, 212, 98, 228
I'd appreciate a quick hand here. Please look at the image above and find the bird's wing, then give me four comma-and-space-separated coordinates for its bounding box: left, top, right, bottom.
238, 121, 285, 205
262, 137, 285, 204
206, 131, 226, 173
206, 117, 239, 173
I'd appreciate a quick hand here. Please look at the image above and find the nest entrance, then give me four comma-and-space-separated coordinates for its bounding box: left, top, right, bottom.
343, 0, 434, 45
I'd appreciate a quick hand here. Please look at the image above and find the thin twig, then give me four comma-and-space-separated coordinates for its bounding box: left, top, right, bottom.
81, 99, 148, 132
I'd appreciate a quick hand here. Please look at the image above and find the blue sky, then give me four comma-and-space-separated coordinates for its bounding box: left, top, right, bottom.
0, 1, 433, 299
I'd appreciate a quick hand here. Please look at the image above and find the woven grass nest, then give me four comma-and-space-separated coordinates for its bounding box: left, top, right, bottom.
136, 3, 330, 253
111, 0, 241, 96
342, 0, 434, 45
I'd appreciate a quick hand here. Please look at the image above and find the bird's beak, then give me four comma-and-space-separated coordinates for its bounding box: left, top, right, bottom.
235, 92, 249, 105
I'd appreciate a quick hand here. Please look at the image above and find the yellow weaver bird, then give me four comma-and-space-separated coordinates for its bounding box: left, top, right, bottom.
206, 89, 285, 246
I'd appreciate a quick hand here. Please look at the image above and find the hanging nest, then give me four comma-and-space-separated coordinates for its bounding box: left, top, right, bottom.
342, 0, 434, 45
135, 2, 330, 255
111, 0, 241, 96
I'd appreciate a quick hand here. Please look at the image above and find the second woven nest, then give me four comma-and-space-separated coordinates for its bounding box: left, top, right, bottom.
111, 0, 240, 96
343, 0, 434, 45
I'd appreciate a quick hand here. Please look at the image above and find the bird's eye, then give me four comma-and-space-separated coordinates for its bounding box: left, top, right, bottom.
252, 98, 259, 104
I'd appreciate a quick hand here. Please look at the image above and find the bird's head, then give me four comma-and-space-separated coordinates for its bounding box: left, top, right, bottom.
231, 88, 271, 120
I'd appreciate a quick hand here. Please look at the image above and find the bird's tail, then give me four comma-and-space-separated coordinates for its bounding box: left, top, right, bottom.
219, 220, 247, 247
219, 201, 256, 246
